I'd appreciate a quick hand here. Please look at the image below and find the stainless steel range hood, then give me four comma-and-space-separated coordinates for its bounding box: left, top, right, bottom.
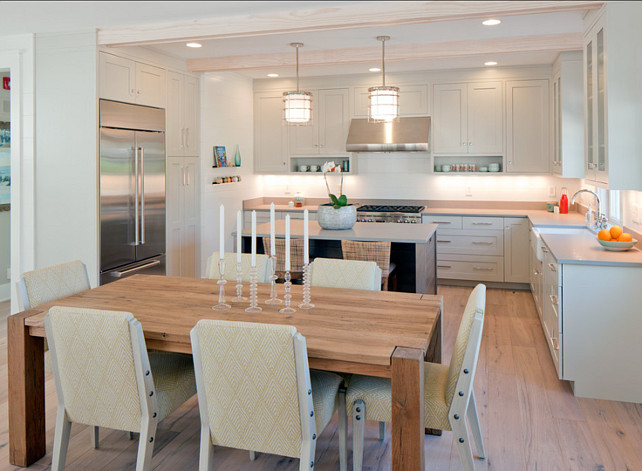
346, 117, 431, 152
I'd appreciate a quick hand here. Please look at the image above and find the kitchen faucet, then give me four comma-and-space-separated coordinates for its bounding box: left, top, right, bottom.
570, 189, 608, 230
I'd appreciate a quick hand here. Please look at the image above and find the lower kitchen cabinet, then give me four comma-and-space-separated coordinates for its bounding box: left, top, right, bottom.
504, 217, 530, 283
167, 156, 199, 277
529, 224, 544, 319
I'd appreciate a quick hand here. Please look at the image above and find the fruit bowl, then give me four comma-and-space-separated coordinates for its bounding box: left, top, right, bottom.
596, 238, 638, 251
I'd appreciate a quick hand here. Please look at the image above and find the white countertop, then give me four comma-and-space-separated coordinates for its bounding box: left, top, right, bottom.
422, 208, 587, 227
242, 220, 438, 243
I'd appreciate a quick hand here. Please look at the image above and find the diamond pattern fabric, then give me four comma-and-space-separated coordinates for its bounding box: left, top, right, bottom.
148, 351, 197, 422
310, 370, 343, 432
205, 252, 270, 283
21, 260, 89, 308
194, 320, 304, 458
310, 258, 381, 291
345, 361, 451, 430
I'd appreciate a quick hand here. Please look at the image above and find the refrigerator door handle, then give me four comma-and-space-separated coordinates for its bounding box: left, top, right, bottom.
134, 146, 140, 246
109, 259, 161, 278
140, 146, 146, 245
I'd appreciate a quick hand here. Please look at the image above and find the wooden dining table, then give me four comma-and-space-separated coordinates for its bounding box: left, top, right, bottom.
8, 274, 442, 470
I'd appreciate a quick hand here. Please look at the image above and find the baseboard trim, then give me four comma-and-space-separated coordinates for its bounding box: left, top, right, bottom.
0, 282, 10, 302
437, 279, 530, 291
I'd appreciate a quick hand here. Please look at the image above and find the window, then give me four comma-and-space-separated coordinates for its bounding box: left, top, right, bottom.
609, 190, 621, 224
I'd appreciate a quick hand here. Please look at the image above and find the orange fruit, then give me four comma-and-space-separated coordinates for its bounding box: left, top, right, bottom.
598, 229, 612, 241
610, 225, 623, 239
618, 233, 633, 242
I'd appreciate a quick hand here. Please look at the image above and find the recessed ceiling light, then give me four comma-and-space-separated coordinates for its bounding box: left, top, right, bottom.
186, 42, 202, 48
484, 61, 498, 66
369, 67, 381, 72
482, 19, 501, 26
267, 73, 279, 78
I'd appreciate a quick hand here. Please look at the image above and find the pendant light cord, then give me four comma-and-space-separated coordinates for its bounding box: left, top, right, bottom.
381, 38, 386, 87
296, 44, 300, 93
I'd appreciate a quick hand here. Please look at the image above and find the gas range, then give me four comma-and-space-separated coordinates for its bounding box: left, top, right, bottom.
356, 205, 425, 223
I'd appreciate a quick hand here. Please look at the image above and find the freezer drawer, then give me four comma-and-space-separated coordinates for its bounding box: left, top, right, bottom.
100, 255, 166, 285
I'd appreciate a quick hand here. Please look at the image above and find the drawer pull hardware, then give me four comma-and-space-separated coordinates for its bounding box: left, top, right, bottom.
549, 294, 559, 305
473, 267, 493, 271
437, 240, 452, 243
541, 246, 549, 253
472, 241, 493, 245
437, 265, 452, 269
548, 263, 557, 272
551, 337, 559, 351
472, 222, 493, 225
432, 221, 452, 224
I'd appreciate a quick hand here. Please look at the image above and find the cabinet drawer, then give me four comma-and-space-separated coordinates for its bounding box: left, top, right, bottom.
436, 255, 504, 282
422, 214, 463, 229
462, 216, 504, 230
436, 230, 503, 256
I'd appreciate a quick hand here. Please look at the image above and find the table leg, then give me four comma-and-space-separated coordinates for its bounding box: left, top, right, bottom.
391, 347, 425, 471
425, 307, 443, 436
8, 314, 46, 466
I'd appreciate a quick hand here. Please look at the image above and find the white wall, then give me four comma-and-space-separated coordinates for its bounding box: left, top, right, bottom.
200, 72, 262, 275
34, 31, 99, 285
0, 210, 9, 300
0, 72, 9, 122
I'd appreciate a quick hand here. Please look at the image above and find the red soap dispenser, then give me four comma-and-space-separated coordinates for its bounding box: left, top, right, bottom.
560, 187, 569, 214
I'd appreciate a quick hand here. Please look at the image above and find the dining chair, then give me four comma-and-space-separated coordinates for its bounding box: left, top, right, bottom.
262, 237, 305, 282
340, 240, 396, 290
309, 258, 382, 291
190, 319, 344, 471
44, 306, 197, 471
341, 283, 487, 471
18, 260, 90, 310
204, 252, 270, 282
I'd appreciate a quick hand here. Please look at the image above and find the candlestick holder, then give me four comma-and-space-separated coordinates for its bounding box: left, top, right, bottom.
212, 259, 231, 311
265, 256, 282, 305
279, 271, 296, 314
245, 266, 262, 312
231, 261, 248, 302
298, 263, 314, 309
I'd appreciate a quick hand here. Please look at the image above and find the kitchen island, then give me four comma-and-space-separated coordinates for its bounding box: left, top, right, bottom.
241, 220, 438, 294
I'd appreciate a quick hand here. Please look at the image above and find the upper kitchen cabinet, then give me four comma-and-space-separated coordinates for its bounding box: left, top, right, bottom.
289, 88, 349, 156
583, 3, 642, 190
505, 79, 550, 174
167, 71, 200, 157
254, 91, 288, 173
99, 52, 166, 108
352, 84, 429, 117
433, 82, 503, 155
552, 52, 584, 179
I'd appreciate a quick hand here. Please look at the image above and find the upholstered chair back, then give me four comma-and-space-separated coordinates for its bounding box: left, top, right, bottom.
445, 283, 486, 408
191, 320, 315, 459
19, 260, 90, 309
44, 307, 149, 432
205, 252, 270, 282
309, 258, 382, 291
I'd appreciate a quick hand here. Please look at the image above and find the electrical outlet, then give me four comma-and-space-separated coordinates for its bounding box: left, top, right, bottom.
549, 186, 556, 198
465, 186, 473, 197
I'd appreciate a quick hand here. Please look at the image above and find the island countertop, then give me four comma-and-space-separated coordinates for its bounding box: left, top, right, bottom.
242, 220, 439, 244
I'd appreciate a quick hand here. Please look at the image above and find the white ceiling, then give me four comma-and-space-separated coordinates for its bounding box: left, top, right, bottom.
0, 1, 591, 78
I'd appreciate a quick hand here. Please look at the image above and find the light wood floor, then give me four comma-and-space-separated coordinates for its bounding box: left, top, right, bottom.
1, 287, 641, 470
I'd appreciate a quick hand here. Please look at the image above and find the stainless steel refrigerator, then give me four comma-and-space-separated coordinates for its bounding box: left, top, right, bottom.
99, 99, 166, 284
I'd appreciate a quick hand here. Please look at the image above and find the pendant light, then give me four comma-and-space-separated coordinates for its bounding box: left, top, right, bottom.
368, 36, 399, 122
283, 42, 312, 125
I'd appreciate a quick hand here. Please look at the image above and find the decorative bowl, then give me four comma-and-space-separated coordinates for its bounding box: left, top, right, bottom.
596, 238, 638, 251
317, 204, 357, 230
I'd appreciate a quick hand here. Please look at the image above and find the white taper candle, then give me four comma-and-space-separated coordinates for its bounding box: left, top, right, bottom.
303, 209, 309, 265
251, 210, 257, 267
219, 204, 225, 259
270, 202, 276, 256
236, 210, 242, 263
285, 215, 291, 272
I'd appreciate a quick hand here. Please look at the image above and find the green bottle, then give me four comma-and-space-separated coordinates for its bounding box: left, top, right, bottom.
234, 144, 241, 167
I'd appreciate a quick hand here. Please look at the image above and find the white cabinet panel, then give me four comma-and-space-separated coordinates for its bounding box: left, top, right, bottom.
433, 83, 467, 154
166, 72, 200, 157
467, 82, 503, 154
183, 75, 200, 155
318, 88, 349, 155
505, 79, 550, 173
254, 91, 288, 173
135, 62, 166, 108
436, 230, 504, 256
99, 53, 135, 103
421, 214, 463, 229
504, 217, 530, 283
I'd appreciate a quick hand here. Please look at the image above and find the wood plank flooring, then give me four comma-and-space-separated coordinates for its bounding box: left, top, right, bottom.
1, 287, 641, 470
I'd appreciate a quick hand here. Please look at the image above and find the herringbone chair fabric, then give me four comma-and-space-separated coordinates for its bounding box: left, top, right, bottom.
309, 258, 381, 291
20, 260, 90, 309
340, 240, 394, 289
205, 252, 270, 282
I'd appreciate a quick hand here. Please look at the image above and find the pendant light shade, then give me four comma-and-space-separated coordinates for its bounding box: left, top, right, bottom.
284, 43, 312, 125
368, 36, 399, 122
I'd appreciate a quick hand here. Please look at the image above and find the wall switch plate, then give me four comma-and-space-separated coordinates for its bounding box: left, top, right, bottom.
465, 186, 472, 197
549, 186, 556, 198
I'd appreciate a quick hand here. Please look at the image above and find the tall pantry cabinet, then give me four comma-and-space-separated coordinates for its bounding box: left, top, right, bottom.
166, 72, 201, 277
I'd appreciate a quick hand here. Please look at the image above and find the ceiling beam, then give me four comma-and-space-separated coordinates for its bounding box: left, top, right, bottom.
187, 33, 583, 72
99, 1, 602, 46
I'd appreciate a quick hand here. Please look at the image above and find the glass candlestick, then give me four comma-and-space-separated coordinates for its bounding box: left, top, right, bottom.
212, 259, 231, 311
279, 271, 296, 314
231, 262, 248, 302
298, 263, 314, 309
245, 266, 262, 312
265, 256, 282, 305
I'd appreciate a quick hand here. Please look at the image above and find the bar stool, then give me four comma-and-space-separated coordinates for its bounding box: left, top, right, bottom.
340, 240, 396, 290
262, 237, 305, 283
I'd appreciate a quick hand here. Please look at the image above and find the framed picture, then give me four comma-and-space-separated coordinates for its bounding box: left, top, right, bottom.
213, 146, 227, 167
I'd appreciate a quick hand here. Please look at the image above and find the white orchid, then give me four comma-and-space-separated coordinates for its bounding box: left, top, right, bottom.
322, 161, 342, 173
322, 161, 347, 208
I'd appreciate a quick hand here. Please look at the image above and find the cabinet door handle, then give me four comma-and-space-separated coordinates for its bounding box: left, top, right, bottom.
186, 166, 190, 186
185, 127, 190, 148
472, 222, 493, 225
549, 294, 559, 305
468, 141, 472, 146
130, 88, 136, 96
541, 246, 549, 253
472, 241, 493, 245
437, 240, 452, 243
548, 263, 557, 272
473, 266, 494, 271
432, 221, 452, 224
551, 336, 559, 351
437, 265, 452, 269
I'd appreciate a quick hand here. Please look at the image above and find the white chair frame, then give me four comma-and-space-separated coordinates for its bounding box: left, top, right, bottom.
191, 325, 318, 471
45, 314, 160, 471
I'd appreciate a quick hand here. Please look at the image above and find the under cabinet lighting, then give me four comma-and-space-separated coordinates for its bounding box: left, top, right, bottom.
369, 67, 381, 72
186, 42, 202, 48
484, 61, 498, 66
482, 19, 501, 26
267, 73, 279, 77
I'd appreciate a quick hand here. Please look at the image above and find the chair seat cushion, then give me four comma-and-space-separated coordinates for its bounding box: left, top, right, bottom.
149, 351, 197, 422
310, 370, 343, 433
345, 362, 451, 431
